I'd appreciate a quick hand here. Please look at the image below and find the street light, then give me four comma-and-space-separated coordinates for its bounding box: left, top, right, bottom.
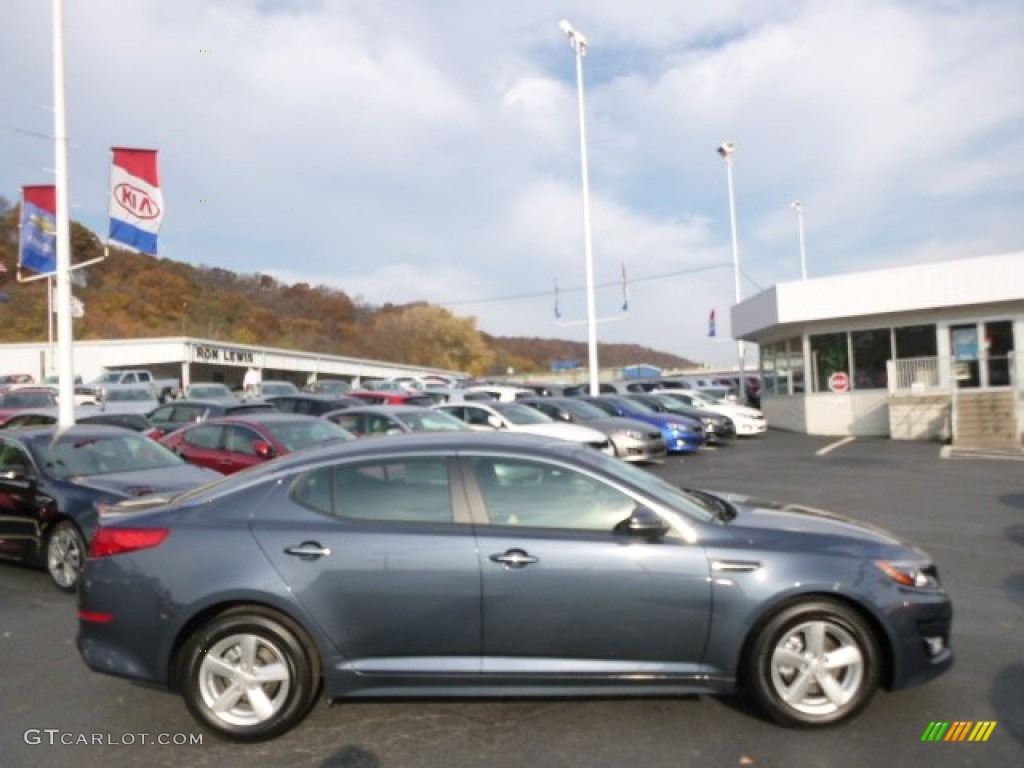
717, 141, 745, 397
791, 200, 807, 280
560, 18, 600, 397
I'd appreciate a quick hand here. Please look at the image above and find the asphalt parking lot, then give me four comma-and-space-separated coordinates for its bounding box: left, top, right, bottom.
1, 429, 1021, 768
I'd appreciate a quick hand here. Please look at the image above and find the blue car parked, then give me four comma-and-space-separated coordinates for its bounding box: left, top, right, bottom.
575, 394, 706, 453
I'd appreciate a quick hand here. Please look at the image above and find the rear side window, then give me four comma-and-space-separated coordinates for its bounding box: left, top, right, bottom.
292, 457, 453, 524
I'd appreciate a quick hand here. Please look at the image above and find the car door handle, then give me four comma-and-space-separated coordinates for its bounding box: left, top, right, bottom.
284, 542, 332, 560
489, 549, 539, 569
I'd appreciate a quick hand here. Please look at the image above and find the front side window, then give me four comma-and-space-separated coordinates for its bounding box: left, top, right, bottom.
224, 426, 263, 455
470, 457, 636, 531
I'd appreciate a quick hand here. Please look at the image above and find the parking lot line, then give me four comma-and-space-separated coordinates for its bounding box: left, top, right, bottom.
815, 436, 856, 456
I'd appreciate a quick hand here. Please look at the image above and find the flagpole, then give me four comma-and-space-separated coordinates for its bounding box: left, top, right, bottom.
47, 275, 54, 375
53, 0, 75, 427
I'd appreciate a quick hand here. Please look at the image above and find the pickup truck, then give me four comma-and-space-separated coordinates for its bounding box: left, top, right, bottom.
91, 370, 180, 402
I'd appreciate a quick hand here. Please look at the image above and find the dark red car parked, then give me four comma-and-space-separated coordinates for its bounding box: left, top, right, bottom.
159, 412, 355, 474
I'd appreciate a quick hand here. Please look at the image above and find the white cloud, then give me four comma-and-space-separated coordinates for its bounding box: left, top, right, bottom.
2, 0, 1023, 368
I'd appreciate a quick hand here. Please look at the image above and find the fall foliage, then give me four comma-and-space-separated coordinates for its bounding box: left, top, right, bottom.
0, 199, 696, 376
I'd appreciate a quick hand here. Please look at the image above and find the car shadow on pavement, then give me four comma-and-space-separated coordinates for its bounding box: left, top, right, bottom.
990, 663, 1024, 749
319, 745, 381, 768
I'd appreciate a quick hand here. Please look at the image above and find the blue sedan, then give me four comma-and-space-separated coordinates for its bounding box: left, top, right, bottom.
575, 394, 706, 454
77, 432, 952, 741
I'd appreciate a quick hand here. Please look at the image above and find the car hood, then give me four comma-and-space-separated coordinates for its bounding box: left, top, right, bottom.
710, 491, 917, 551
73, 464, 221, 498
588, 416, 661, 435
511, 422, 608, 443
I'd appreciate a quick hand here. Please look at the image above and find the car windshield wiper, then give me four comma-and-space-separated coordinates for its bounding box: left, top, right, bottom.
685, 488, 738, 522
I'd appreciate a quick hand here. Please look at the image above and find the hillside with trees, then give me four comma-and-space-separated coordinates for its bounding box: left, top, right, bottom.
0, 199, 697, 376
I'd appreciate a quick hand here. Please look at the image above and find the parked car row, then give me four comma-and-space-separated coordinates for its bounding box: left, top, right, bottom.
0, 374, 953, 746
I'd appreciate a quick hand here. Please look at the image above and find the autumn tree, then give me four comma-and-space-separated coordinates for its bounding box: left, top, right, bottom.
355, 304, 494, 375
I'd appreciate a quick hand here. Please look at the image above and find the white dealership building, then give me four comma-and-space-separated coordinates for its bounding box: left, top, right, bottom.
0, 336, 459, 393
732, 251, 1024, 449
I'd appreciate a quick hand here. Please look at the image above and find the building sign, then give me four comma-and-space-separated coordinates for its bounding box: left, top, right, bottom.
192, 344, 256, 365
951, 327, 978, 361
828, 371, 850, 393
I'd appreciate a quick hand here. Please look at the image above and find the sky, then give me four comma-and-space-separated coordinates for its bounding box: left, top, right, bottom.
2, 0, 1023, 367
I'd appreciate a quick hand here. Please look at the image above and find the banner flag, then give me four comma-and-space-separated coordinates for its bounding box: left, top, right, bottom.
51, 286, 85, 318
708, 309, 716, 337
19, 185, 58, 274
108, 147, 163, 255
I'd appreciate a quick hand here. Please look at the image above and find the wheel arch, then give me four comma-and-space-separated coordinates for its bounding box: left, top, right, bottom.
168, 600, 324, 695
735, 591, 895, 692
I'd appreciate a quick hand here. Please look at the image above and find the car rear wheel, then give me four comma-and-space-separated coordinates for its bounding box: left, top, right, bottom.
180, 608, 320, 741
746, 599, 880, 727
45, 521, 86, 592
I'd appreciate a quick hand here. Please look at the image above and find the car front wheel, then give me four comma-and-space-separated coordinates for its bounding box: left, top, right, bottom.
179, 608, 320, 741
45, 521, 86, 592
746, 599, 880, 727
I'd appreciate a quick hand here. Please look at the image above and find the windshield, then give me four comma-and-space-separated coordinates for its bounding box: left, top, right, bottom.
190, 385, 232, 398
38, 432, 184, 478
261, 382, 299, 395
396, 410, 471, 432
559, 400, 609, 420
611, 396, 655, 414
261, 419, 355, 451
104, 388, 155, 402
495, 403, 553, 425
2, 391, 56, 408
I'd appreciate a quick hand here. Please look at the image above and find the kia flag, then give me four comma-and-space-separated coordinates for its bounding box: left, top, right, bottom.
108, 148, 163, 255
19, 185, 58, 274
708, 309, 717, 337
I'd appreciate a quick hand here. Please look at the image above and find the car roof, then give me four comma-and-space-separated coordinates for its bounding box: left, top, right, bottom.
328, 404, 435, 415
266, 394, 349, 402
2, 423, 144, 444
228, 431, 585, 476
187, 412, 328, 426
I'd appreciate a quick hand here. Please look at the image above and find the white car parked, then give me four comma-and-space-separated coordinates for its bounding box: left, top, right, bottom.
654, 389, 767, 436
434, 401, 615, 454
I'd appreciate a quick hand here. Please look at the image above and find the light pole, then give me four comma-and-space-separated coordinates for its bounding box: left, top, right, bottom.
559, 19, 600, 396
791, 200, 807, 280
717, 141, 745, 397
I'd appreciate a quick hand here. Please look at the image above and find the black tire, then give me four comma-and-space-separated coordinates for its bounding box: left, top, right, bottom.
45, 521, 87, 593
179, 608, 321, 741
745, 599, 880, 727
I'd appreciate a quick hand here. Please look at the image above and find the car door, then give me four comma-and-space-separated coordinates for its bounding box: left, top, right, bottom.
251, 453, 482, 675
0, 440, 48, 563
463, 455, 712, 676
173, 423, 228, 472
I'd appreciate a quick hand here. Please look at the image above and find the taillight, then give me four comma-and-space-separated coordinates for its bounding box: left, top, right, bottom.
89, 528, 169, 558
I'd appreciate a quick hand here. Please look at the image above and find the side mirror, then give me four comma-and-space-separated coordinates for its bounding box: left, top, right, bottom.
1, 467, 36, 488
486, 414, 504, 430
253, 441, 276, 460
615, 506, 669, 541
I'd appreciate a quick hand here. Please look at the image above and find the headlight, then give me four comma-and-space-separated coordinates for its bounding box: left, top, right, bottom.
666, 422, 695, 432
875, 560, 941, 589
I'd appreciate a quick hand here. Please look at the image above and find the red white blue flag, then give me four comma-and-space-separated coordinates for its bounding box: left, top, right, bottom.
708, 309, 716, 337
108, 147, 163, 255
19, 185, 58, 274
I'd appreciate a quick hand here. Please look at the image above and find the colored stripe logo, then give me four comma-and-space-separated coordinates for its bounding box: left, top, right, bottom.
921, 721, 997, 742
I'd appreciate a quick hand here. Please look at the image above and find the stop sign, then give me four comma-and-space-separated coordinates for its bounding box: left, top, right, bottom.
828, 371, 850, 393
